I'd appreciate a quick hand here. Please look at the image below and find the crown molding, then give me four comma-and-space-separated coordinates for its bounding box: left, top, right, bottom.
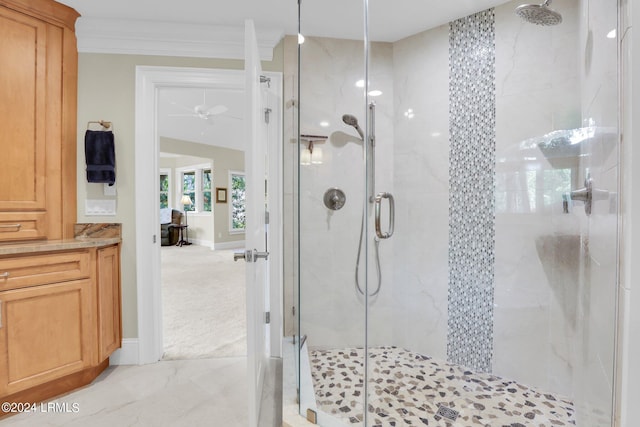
75, 17, 283, 61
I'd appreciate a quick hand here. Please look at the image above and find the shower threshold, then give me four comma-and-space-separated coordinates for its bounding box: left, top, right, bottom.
308, 346, 576, 427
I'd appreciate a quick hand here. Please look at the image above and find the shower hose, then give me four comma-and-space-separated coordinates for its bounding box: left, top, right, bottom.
355, 211, 382, 297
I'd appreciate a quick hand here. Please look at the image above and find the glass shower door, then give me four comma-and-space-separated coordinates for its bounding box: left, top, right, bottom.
291, 0, 619, 426
294, 1, 369, 424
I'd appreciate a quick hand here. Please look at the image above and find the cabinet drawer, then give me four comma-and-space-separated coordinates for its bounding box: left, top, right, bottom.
0, 213, 48, 243
0, 251, 91, 291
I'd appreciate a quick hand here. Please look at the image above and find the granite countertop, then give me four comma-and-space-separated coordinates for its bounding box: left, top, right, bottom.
0, 238, 121, 256
0, 223, 122, 256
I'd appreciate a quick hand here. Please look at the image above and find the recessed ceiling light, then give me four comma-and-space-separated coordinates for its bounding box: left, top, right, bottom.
320, 121, 330, 127
368, 90, 382, 97
355, 80, 365, 88
607, 29, 616, 39
298, 33, 305, 44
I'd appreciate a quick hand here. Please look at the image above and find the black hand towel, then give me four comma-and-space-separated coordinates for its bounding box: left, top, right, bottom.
85, 130, 116, 185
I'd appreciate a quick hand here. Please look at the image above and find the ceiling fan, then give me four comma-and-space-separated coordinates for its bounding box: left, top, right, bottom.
169, 91, 229, 122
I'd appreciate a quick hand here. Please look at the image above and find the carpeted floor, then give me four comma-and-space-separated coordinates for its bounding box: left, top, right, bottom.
161, 245, 247, 360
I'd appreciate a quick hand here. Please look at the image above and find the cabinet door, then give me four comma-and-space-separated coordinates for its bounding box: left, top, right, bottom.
0, 280, 93, 396
97, 245, 121, 361
0, 7, 49, 241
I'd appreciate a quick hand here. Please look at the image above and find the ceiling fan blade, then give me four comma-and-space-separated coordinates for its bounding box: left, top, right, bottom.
205, 105, 228, 115
170, 102, 197, 113
218, 115, 242, 120
168, 114, 197, 118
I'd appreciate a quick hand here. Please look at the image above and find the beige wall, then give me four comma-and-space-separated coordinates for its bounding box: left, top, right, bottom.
160, 137, 245, 246
76, 47, 283, 339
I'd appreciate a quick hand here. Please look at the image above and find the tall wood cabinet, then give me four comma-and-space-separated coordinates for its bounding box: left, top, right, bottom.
0, 0, 77, 242
0, 0, 122, 412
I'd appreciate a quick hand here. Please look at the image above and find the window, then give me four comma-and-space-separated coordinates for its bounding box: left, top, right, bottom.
182, 171, 196, 211
230, 172, 246, 231
176, 164, 213, 213
203, 168, 212, 212
495, 166, 573, 214
160, 170, 171, 209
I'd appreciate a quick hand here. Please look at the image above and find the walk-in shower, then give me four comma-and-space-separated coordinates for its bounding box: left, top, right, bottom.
288, 0, 620, 425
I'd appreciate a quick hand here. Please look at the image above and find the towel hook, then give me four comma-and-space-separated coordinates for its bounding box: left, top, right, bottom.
87, 120, 112, 131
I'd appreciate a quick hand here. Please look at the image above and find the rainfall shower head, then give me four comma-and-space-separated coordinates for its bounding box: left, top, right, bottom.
342, 114, 365, 140
515, 0, 562, 26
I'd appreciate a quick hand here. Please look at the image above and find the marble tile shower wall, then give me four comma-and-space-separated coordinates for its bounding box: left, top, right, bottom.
293, 36, 396, 349
391, 24, 450, 361
492, 0, 581, 397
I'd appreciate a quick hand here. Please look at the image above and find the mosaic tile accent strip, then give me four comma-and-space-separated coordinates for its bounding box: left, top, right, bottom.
309, 346, 576, 427
447, 8, 497, 373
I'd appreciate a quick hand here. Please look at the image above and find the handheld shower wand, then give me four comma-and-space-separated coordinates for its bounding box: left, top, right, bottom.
342, 114, 365, 140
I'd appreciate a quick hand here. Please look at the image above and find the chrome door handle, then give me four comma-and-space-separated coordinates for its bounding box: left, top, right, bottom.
374, 192, 395, 239
234, 250, 252, 262
253, 250, 269, 261
233, 249, 269, 262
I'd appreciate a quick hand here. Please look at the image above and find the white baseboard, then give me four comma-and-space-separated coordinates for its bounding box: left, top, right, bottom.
188, 238, 214, 248
214, 240, 245, 250
109, 338, 140, 365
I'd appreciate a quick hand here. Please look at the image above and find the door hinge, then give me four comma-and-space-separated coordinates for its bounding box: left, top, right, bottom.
265, 211, 270, 225
153, 235, 157, 244
292, 306, 296, 316
264, 107, 272, 124
265, 312, 271, 324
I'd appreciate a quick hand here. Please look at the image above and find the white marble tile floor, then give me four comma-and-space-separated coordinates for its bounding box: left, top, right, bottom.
1, 357, 248, 427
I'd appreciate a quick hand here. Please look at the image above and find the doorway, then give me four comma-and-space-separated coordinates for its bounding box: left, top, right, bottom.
158, 150, 247, 359
135, 66, 282, 366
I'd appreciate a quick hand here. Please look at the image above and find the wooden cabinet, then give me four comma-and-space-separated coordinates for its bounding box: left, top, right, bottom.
96, 245, 122, 361
0, 246, 121, 402
0, 279, 94, 396
0, 0, 78, 242
0, 0, 122, 411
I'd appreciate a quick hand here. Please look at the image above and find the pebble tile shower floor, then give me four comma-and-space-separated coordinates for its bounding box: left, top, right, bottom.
309, 347, 576, 427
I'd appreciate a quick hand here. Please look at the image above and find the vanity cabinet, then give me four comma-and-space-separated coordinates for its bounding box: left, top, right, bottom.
0, 246, 121, 400
0, 0, 78, 243
97, 245, 122, 361
0, 278, 94, 396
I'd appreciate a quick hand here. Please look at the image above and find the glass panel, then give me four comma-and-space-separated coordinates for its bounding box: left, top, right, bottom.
293, 0, 367, 424
203, 169, 212, 212
291, 0, 618, 426
182, 171, 195, 211
160, 173, 169, 209
231, 173, 246, 230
